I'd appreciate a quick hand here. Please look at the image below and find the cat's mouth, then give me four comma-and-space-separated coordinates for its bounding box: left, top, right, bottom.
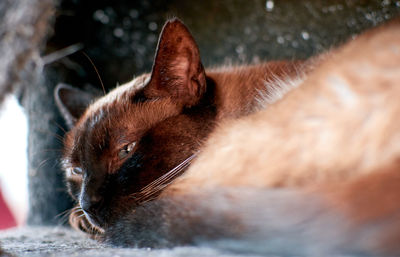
82, 209, 104, 228
70, 153, 198, 235
69, 206, 104, 237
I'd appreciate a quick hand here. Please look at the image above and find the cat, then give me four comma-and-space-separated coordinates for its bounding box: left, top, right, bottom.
56, 18, 400, 256
55, 18, 304, 236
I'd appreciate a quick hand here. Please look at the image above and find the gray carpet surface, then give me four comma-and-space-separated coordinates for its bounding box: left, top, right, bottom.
0, 226, 261, 257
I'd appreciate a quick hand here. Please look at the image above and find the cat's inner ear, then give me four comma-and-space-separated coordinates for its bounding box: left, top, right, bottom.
55, 83, 97, 129
145, 18, 206, 107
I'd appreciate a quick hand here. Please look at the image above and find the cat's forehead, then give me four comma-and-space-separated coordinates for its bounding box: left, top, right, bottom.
87, 74, 150, 115
67, 71, 181, 152
64, 74, 150, 160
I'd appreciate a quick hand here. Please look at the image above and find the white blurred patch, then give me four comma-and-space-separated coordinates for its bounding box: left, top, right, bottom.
257, 75, 304, 109
327, 75, 358, 107
0, 95, 28, 226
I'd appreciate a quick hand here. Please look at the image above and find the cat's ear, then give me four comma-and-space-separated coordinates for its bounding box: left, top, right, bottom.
145, 18, 206, 107
54, 83, 97, 129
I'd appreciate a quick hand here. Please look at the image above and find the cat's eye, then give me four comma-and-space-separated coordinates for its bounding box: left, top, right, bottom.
71, 167, 83, 175
118, 142, 136, 160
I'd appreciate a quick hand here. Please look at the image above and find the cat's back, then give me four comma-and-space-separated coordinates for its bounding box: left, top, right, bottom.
154, 18, 400, 255
204, 60, 305, 120
167, 17, 400, 192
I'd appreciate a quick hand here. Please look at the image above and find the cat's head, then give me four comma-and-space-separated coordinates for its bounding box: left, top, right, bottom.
55, 19, 215, 233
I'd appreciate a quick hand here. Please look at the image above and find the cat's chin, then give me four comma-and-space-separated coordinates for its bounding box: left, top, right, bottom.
83, 210, 106, 229
69, 206, 105, 237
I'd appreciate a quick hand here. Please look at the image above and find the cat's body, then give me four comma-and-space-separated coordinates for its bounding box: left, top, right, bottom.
175, 18, 400, 190
56, 18, 400, 255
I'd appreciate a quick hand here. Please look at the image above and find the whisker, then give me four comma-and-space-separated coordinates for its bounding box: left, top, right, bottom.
34, 128, 65, 144
36, 155, 62, 171
141, 154, 194, 189
131, 152, 198, 203
140, 154, 194, 192
60, 217, 69, 225
138, 163, 190, 198
82, 52, 106, 96
142, 161, 191, 192
55, 208, 72, 218
55, 206, 80, 225
36, 157, 54, 170
37, 148, 64, 154
50, 120, 68, 134
32, 152, 60, 163
137, 165, 185, 195
59, 213, 72, 225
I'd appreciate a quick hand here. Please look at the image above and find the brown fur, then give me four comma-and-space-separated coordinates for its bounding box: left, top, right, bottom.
324, 160, 400, 254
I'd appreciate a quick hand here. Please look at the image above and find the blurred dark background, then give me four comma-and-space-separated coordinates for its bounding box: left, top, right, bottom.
46, 0, 400, 88
1, 0, 399, 226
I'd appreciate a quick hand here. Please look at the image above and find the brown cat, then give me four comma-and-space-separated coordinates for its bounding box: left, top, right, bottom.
56, 18, 400, 256
55, 19, 303, 237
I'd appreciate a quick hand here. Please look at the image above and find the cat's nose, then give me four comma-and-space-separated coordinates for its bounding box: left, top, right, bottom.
80, 194, 103, 215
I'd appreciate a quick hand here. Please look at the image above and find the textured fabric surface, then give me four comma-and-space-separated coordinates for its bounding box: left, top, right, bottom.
0, 227, 264, 257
